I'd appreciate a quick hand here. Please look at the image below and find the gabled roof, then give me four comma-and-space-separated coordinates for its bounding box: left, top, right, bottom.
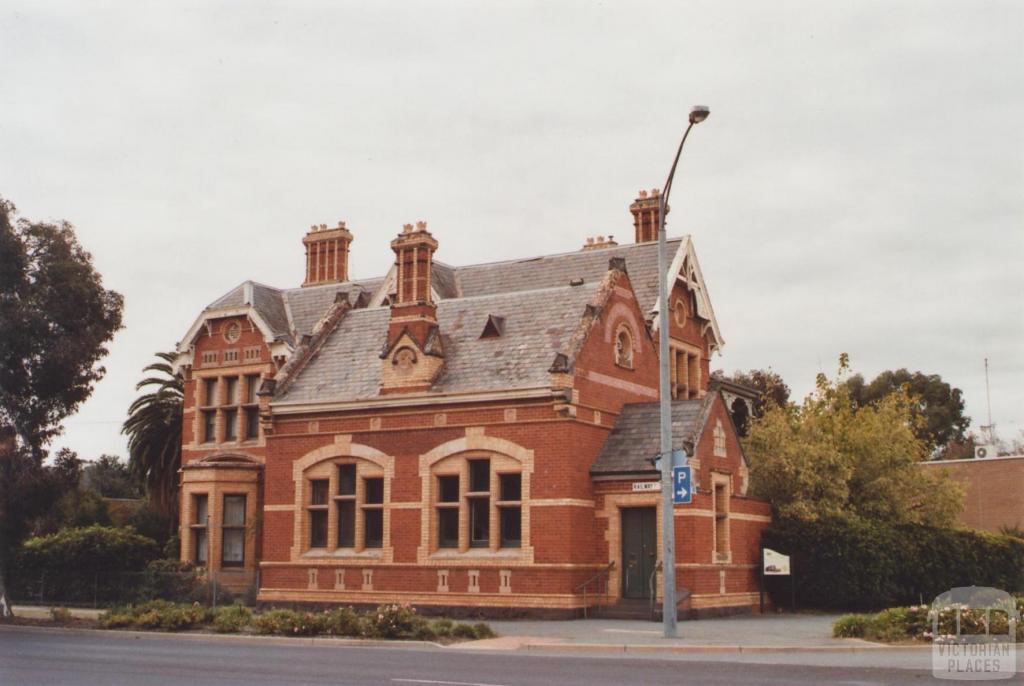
274, 283, 599, 405
590, 396, 713, 475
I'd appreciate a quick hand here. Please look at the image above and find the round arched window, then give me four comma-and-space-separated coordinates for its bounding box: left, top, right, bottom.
614, 326, 634, 369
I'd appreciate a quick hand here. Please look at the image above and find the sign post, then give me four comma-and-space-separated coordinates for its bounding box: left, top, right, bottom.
761, 547, 792, 612
671, 465, 692, 505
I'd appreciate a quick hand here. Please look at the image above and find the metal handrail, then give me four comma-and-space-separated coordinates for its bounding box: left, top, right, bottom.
649, 561, 663, 620
575, 561, 615, 619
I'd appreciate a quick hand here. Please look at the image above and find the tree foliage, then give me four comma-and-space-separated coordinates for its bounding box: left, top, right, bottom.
83, 454, 144, 499
711, 368, 790, 436
845, 368, 969, 454
745, 355, 963, 525
0, 199, 124, 454
123, 352, 183, 518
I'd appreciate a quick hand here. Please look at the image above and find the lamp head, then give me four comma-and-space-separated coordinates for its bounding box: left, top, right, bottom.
689, 106, 710, 124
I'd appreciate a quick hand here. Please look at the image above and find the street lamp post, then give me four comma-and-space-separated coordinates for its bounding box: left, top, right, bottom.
658, 105, 709, 639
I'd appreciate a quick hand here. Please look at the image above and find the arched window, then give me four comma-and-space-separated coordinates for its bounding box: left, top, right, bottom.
431, 453, 522, 552
614, 325, 634, 369
304, 457, 388, 552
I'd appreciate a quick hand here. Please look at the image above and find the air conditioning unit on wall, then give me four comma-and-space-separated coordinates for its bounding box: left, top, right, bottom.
975, 445, 997, 459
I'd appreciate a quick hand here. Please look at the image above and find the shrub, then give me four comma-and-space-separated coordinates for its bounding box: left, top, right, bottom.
365, 604, 428, 639
213, 604, 253, 633
431, 618, 454, 638
763, 517, 1024, 610
50, 607, 73, 623
97, 601, 210, 632
471, 622, 496, 639
252, 608, 325, 636
139, 559, 201, 602
322, 607, 362, 637
451, 623, 478, 639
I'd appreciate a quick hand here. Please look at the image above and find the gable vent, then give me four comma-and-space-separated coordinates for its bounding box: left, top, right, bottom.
480, 314, 506, 339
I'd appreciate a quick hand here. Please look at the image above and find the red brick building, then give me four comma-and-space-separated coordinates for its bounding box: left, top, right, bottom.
921, 455, 1024, 534
172, 190, 772, 617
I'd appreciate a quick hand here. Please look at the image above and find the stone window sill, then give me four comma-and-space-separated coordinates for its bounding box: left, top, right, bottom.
301, 549, 384, 560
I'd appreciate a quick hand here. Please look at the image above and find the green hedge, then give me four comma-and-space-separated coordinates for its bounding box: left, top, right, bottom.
14, 525, 160, 604
762, 517, 1024, 611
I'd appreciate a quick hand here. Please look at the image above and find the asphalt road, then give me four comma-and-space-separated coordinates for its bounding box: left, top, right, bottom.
0, 627, 933, 686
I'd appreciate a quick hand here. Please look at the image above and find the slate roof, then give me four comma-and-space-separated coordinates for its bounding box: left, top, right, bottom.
452, 238, 682, 317
275, 283, 599, 405
590, 398, 709, 475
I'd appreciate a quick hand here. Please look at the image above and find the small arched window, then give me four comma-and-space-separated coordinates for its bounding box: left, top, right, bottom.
614, 325, 634, 369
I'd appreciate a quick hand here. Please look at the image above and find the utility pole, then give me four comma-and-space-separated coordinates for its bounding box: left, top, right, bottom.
657, 105, 709, 638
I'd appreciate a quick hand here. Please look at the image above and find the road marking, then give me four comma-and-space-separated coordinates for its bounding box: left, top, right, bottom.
392, 679, 510, 686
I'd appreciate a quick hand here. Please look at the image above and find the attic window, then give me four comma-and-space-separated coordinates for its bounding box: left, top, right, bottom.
614, 325, 634, 369
480, 315, 506, 339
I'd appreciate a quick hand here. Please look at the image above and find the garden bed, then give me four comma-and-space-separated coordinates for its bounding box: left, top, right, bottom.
834, 600, 1024, 644
91, 601, 494, 643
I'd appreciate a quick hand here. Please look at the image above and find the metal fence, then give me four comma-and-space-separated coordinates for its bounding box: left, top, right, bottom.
8, 567, 236, 608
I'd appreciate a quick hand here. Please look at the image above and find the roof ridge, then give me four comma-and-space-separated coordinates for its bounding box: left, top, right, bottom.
449, 236, 688, 272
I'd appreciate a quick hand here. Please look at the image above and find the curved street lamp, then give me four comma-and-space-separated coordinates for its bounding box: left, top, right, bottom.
657, 105, 709, 638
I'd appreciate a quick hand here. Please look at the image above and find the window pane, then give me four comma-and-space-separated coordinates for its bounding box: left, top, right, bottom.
245, 407, 259, 439
194, 494, 208, 523
337, 501, 355, 547
438, 475, 459, 503
500, 506, 521, 548
310, 510, 328, 548
311, 479, 329, 505
337, 464, 356, 496
364, 477, 384, 504
499, 473, 521, 501
364, 509, 383, 548
437, 508, 458, 548
224, 409, 238, 440
223, 495, 246, 526
470, 497, 489, 547
469, 459, 490, 492
195, 528, 208, 564
222, 528, 244, 566
225, 377, 239, 405
203, 411, 216, 443
245, 374, 260, 404
204, 378, 218, 406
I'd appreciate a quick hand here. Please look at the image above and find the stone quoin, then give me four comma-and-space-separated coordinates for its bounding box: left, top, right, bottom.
171, 191, 772, 617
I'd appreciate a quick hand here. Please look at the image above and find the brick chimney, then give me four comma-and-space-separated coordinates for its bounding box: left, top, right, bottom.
302, 221, 353, 286
629, 189, 667, 243
581, 235, 619, 251
380, 221, 444, 393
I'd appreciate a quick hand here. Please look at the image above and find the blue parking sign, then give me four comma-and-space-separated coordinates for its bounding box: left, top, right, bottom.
672, 466, 692, 505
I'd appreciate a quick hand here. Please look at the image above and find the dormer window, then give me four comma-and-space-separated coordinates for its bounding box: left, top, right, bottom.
614, 325, 634, 369
480, 314, 506, 339
392, 347, 417, 376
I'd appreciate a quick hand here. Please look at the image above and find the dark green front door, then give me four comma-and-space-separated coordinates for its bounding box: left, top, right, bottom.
621, 507, 657, 599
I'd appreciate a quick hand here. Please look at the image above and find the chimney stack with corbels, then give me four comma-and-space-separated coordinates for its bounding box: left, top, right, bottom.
629, 189, 667, 244
380, 221, 444, 394
302, 221, 353, 287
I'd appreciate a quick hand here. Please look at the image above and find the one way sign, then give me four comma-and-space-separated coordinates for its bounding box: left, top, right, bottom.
672, 465, 692, 505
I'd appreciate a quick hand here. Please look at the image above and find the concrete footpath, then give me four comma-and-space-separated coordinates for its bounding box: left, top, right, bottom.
475, 613, 889, 652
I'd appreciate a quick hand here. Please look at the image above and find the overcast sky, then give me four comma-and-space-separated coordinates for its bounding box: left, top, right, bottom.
2, 1, 1021, 460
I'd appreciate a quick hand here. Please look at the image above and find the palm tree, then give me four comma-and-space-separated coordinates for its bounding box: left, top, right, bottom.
122, 352, 183, 519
